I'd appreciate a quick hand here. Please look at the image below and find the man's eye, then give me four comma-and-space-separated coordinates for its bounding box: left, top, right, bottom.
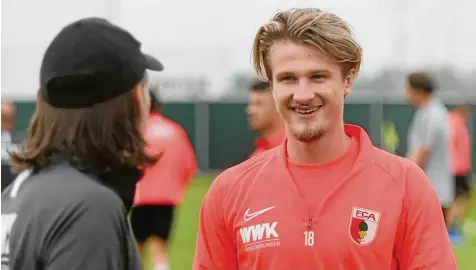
281, 76, 294, 81
312, 74, 325, 80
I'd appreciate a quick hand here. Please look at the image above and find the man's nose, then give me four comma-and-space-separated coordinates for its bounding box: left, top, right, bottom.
246, 105, 254, 115
293, 82, 314, 104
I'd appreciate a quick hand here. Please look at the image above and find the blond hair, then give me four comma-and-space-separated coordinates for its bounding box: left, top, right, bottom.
252, 8, 362, 81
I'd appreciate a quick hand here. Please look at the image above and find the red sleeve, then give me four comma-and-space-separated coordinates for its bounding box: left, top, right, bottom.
394, 162, 457, 270
193, 175, 238, 270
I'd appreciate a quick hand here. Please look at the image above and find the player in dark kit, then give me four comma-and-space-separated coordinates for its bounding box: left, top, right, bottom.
1, 17, 163, 270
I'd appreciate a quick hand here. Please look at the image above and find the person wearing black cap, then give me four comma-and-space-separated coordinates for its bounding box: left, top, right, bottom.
1, 17, 163, 270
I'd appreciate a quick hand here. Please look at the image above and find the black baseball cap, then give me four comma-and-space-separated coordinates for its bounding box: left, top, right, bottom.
40, 17, 164, 108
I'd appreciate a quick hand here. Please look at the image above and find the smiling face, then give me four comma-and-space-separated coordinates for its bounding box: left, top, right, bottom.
252, 9, 362, 143
269, 42, 355, 142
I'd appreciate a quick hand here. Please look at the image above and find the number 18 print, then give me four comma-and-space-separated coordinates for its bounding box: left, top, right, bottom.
304, 231, 314, 246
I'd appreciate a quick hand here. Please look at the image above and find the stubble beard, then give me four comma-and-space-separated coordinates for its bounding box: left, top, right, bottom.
289, 121, 326, 143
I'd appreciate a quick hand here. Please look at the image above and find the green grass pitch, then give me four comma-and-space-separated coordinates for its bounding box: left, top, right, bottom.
143, 177, 476, 270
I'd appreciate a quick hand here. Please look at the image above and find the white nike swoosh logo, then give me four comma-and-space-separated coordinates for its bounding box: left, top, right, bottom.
244, 206, 276, 221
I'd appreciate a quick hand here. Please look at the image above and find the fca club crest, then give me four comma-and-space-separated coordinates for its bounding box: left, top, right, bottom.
349, 207, 381, 246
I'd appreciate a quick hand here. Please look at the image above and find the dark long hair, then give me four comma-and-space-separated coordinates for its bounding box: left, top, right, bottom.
11, 88, 157, 175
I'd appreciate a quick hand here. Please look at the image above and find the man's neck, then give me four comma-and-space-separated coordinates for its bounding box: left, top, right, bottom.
416, 95, 433, 109
261, 124, 282, 139
287, 124, 351, 164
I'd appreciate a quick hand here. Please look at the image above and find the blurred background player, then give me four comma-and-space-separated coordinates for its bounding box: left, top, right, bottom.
246, 80, 284, 158
131, 89, 197, 270
405, 72, 455, 227
1, 101, 26, 191
447, 104, 472, 244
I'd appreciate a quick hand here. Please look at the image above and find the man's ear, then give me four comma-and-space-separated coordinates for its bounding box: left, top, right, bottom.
344, 69, 357, 97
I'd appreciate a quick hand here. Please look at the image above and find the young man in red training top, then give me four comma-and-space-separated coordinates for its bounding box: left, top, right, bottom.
131, 91, 197, 270
447, 104, 472, 244
193, 8, 456, 270
247, 79, 284, 158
